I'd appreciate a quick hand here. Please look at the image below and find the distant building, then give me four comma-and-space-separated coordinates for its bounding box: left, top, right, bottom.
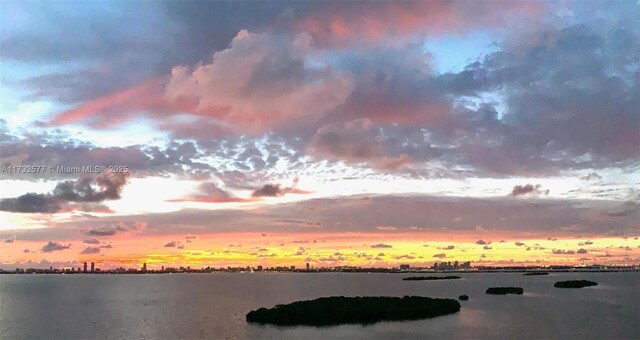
399, 264, 410, 270
306, 263, 310, 271
257, 265, 263, 272
142, 263, 147, 272
90, 262, 95, 273
290, 266, 295, 271
83, 262, 87, 273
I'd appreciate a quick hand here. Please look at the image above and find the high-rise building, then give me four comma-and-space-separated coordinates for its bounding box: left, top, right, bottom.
306, 262, 310, 271
90, 262, 95, 273
142, 263, 147, 272
83, 262, 87, 273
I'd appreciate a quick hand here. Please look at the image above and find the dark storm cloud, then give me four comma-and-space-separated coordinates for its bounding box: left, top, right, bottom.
0, 173, 128, 213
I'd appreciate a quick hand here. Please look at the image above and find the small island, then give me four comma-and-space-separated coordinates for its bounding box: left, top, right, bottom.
523, 272, 549, 276
485, 287, 524, 295
402, 276, 461, 281
554, 280, 598, 288
458, 295, 469, 301
246, 296, 461, 326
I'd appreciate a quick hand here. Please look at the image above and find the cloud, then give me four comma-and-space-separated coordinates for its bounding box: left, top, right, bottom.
168, 182, 250, 203
371, 243, 393, 248
576, 248, 588, 254
293, 2, 546, 47
308, 119, 420, 172
252, 184, 283, 197
0, 173, 129, 213
0, 135, 216, 180
38, 194, 639, 239
603, 201, 638, 217
251, 179, 310, 198
83, 238, 100, 244
515, 242, 525, 246
394, 254, 415, 260
41, 241, 71, 253
80, 246, 101, 254
432, 253, 447, 258
163, 241, 184, 249
438, 245, 455, 250
163, 30, 355, 134
452, 23, 640, 174
581, 172, 602, 181
475, 239, 487, 245
0, 193, 63, 214
511, 184, 549, 197
552, 249, 576, 255
82, 222, 146, 237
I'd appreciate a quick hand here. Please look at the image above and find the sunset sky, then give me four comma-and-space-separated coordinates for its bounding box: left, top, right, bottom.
0, 1, 638, 270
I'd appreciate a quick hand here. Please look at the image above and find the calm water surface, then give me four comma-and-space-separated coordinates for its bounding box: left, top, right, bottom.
0, 272, 638, 339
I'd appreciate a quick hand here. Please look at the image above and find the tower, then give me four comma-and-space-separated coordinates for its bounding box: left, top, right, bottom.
83, 262, 87, 273
90, 262, 95, 273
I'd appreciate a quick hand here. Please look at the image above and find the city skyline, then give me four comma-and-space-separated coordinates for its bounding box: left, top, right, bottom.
1, 1, 639, 270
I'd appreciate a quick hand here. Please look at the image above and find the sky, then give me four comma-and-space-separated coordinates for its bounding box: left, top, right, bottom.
0, 1, 639, 270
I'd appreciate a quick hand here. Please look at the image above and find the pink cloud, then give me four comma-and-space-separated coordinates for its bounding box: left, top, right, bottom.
164, 30, 354, 134
295, 2, 546, 47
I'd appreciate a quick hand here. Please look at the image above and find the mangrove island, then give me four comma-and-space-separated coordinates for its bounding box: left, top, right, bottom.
485, 287, 524, 295
554, 280, 598, 288
246, 296, 461, 326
